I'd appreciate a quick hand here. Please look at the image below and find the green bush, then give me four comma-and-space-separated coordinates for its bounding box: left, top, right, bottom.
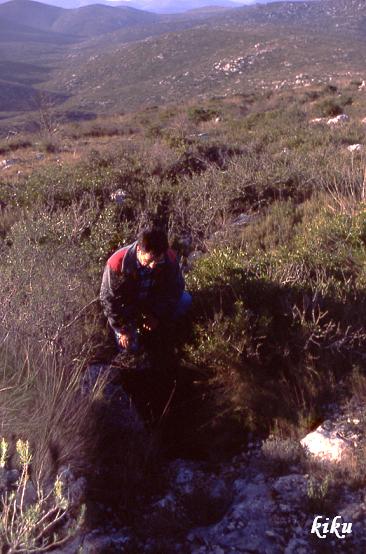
314, 93, 352, 118
240, 200, 299, 253
323, 84, 338, 94
183, 196, 366, 437
350, 79, 363, 87
187, 106, 220, 124
0, 138, 32, 155
316, 98, 344, 117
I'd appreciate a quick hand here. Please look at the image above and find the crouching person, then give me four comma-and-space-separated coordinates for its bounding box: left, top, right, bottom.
100, 226, 192, 357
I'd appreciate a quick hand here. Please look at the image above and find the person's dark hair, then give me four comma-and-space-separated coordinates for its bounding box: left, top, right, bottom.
138, 227, 169, 256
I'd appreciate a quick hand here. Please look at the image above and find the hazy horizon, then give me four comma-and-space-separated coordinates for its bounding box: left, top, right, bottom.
0, 0, 315, 13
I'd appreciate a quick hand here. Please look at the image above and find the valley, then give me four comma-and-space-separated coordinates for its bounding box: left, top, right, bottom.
1, 0, 366, 135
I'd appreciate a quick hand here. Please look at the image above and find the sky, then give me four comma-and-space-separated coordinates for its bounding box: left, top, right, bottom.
106, 1, 262, 3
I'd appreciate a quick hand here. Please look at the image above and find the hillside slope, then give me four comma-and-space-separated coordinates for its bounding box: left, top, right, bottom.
0, 0, 160, 36
52, 11, 366, 114
3, 0, 366, 124
51, 4, 158, 36
0, 0, 65, 30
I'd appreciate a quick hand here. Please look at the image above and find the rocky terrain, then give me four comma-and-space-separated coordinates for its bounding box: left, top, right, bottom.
9, 363, 360, 554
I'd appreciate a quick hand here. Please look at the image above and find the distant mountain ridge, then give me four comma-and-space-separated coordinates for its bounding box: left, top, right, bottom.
0, 0, 159, 36
0, 0, 315, 13
2, 0, 366, 128
49, 0, 366, 114
0, 0, 64, 30
0, 0, 242, 10
114, 0, 240, 14
52, 3, 158, 36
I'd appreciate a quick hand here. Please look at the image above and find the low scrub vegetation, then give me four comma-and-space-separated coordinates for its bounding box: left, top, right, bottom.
0, 83, 366, 531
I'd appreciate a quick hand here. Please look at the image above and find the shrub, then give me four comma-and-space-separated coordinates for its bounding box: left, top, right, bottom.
145, 123, 163, 139
301, 90, 320, 102
239, 200, 299, 253
0, 439, 84, 553
288, 208, 366, 296
323, 84, 338, 94
83, 204, 134, 270
316, 98, 344, 117
350, 79, 363, 87
187, 106, 220, 125
40, 139, 60, 154
338, 94, 353, 107
306, 474, 334, 514
183, 194, 366, 438
1, 202, 101, 348
0, 138, 32, 156
262, 437, 306, 472
170, 167, 237, 246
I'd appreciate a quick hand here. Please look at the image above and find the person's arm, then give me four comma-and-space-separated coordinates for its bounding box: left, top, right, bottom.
100, 264, 136, 334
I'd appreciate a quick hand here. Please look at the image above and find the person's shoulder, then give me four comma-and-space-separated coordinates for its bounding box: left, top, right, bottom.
107, 244, 133, 272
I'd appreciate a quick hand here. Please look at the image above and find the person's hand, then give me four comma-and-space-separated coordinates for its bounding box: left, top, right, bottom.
142, 314, 158, 332
118, 332, 132, 348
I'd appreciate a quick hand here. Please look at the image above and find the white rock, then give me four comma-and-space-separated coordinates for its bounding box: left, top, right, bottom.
1, 158, 20, 169
309, 118, 326, 125
347, 144, 363, 152
327, 114, 349, 125
300, 425, 351, 462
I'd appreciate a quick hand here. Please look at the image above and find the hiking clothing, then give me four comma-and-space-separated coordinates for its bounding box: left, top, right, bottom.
100, 241, 185, 336
113, 290, 192, 353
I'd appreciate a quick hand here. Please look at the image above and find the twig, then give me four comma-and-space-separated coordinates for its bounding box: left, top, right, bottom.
158, 381, 177, 424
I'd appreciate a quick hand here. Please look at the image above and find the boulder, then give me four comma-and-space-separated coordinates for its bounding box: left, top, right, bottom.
59, 466, 87, 509
300, 423, 353, 462
81, 364, 145, 433
347, 144, 363, 152
272, 474, 308, 505
327, 114, 349, 125
168, 459, 232, 525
